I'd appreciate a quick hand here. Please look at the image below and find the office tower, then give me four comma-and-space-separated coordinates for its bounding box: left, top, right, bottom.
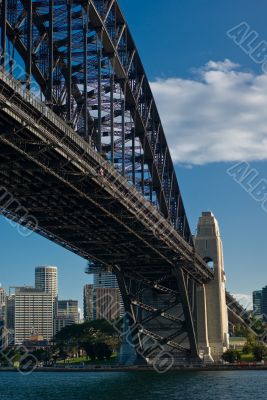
5, 294, 15, 345
35, 266, 58, 328
94, 272, 124, 318
35, 266, 58, 299
6, 294, 15, 330
54, 300, 79, 334
54, 315, 78, 335
0, 287, 6, 347
0, 320, 7, 349
57, 300, 79, 323
84, 284, 94, 321
0, 286, 6, 321
253, 290, 263, 316
261, 286, 267, 319
93, 272, 119, 288
0, 286, 5, 307
94, 287, 121, 320
84, 271, 124, 321
14, 287, 53, 344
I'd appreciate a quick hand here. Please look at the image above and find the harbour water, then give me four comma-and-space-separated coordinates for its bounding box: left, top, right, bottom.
0, 371, 266, 400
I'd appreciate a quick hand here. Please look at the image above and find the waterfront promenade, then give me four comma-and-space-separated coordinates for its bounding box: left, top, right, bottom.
1, 364, 267, 373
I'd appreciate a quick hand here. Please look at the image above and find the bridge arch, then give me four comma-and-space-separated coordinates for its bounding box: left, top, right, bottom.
0, 0, 192, 241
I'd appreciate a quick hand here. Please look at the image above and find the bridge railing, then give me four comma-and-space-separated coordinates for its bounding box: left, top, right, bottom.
0, 67, 213, 282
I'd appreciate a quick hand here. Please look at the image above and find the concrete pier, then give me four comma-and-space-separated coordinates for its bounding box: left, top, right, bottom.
195, 212, 229, 362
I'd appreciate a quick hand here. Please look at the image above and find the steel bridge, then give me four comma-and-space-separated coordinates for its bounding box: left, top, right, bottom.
0, 0, 252, 364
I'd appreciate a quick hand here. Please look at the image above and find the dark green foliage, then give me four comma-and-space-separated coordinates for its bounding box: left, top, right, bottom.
253, 344, 267, 361
242, 343, 252, 354
54, 319, 121, 362
222, 350, 241, 363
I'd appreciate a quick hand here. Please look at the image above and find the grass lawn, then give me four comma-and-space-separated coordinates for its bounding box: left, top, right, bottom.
57, 353, 118, 365
239, 351, 267, 362
240, 352, 255, 362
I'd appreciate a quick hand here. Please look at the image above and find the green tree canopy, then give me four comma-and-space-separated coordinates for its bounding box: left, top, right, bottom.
222, 350, 241, 363
253, 343, 267, 361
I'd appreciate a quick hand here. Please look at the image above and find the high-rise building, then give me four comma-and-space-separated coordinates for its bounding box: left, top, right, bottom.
57, 300, 79, 323
0, 287, 6, 346
54, 300, 79, 335
35, 266, 58, 299
84, 271, 124, 321
93, 272, 119, 288
84, 284, 93, 321
54, 316, 78, 335
6, 294, 15, 330
0, 320, 7, 349
253, 290, 263, 316
14, 287, 53, 344
0, 286, 6, 321
261, 286, 267, 319
94, 287, 121, 320
35, 266, 58, 329
0, 286, 5, 307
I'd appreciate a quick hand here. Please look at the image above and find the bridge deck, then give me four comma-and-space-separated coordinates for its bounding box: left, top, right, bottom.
0, 69, 213, 284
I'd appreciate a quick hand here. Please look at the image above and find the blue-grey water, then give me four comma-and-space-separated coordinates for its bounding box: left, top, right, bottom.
0, 371, 266, 400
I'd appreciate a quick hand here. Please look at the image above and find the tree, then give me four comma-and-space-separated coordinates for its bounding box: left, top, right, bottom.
253, 344, 267, 361
81, 334, 113, 362
222, 350, 241, 363
242, 343, 253, 354
0, 348, 21, 367
58, 347, 69, 364
246, 332, 257, 347
250, 318, 264, 336
54, 319, 120, 363
82, 342, 96, 361
32, 349, 48, 363
233, 324, 257, 346
94, 342, 112, 361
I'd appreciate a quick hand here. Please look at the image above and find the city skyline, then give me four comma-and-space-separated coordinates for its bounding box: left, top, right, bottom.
0, 266, 80, 344
0, 264, 82, 311
1, 0, 267, 310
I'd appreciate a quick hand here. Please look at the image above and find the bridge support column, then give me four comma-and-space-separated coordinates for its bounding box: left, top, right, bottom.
196, 284, 214, 363
195, 212, 229, 362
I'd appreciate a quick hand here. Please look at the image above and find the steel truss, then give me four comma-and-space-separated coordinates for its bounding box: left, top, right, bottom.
0, 0, 192, 239
0, 0, 217, 363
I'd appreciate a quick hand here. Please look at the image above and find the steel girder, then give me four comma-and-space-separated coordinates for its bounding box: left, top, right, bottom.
114, 265, 199, 363
0, 69, 213, 362
0, 0, 216, 363
0, 0, 192, 242
0, 71, 213, 282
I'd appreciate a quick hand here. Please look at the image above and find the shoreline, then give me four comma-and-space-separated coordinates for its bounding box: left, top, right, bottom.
1, 365, 267, 373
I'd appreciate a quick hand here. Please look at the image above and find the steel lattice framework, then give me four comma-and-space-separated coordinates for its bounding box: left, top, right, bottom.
0, 0, 252, 364
1, 0, 192, 238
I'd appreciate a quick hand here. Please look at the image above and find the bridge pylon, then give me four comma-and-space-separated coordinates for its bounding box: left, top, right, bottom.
195, 212, 229, 362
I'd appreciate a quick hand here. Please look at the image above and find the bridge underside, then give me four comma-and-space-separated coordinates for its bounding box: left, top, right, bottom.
0, 73, 214, 363
0, 135, 198, 362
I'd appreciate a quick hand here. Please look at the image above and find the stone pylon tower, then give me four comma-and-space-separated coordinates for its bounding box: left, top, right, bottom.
195, 212, 229, 362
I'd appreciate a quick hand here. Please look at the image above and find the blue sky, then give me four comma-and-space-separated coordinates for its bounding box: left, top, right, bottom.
1, 0, 267, 311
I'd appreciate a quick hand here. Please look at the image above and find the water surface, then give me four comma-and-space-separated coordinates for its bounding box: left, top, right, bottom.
0, 371, 266, 400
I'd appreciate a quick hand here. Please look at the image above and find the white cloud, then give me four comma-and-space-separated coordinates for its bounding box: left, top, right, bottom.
150, 59, 267, 165
232, 293, 253, 310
